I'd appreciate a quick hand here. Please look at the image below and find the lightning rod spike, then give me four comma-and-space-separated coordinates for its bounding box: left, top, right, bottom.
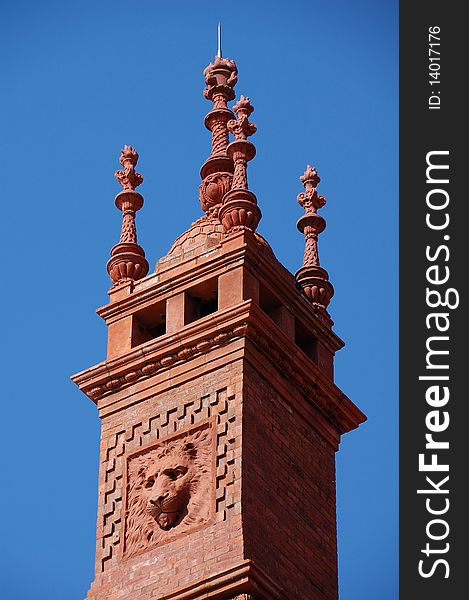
217, 22, 222, 58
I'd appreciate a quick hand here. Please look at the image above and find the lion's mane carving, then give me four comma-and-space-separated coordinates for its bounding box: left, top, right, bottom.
124, 426, 212, 558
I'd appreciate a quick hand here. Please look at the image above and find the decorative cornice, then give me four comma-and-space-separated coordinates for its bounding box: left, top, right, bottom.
90, 322, 248, 402
72, 300, 365, 436
72, 301, 251, 400
244, 303, 365, 435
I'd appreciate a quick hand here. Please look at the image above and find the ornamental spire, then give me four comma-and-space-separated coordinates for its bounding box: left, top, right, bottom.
198, 51, 238, 217
219, 96, 261, 232
295, 165, 334, 310
106, 146, 149, 286
227, 96, 257, 188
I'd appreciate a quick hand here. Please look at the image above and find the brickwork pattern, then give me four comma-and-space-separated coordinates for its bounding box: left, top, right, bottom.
87, 364, 244, 599
243, 360, 338, 600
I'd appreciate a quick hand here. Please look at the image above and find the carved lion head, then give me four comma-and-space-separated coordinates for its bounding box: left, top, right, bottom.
124, 426, 212, 558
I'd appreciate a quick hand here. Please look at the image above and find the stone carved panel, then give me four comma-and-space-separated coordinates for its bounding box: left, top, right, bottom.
97, 387, 238, 573
122, 422, 215, 559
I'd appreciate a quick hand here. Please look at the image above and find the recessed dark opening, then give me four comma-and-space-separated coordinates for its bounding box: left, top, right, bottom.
132, 300, 167, 347
184, 277, 219, 325
259, 283, 283, 327
294, 318, 318, 363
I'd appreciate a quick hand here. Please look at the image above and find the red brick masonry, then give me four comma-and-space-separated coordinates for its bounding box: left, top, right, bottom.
72, 228, 365, 600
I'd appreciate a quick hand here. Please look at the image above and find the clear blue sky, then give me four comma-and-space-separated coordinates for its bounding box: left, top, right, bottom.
1, 1, 397, 598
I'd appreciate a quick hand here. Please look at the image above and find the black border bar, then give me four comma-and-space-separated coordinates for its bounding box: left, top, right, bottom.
400, 3, 466, 598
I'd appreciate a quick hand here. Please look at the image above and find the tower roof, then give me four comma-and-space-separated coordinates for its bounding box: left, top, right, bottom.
157, 214, 274, 267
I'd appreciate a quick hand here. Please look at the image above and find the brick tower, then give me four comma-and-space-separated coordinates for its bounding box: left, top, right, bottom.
72, 50, 365, 600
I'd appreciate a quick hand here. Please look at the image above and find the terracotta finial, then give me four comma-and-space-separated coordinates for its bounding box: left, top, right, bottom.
199, 56, 239, 217
203, 55, 238, 107
106, 146, 149, 286
114, 145, 144, 191
295, 165, 334, 310
219, 95, 261, 233
227, 96, 257, 189
297, 165, 327, 229
228, 96, 257, 141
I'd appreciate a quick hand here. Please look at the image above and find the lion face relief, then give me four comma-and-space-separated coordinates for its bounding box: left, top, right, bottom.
143, 444, 195, 530
123, 425, 213, 559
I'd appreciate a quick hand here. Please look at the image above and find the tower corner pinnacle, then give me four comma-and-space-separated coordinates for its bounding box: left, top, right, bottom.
295, 164, 334, 311
106, 146, 149, 286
